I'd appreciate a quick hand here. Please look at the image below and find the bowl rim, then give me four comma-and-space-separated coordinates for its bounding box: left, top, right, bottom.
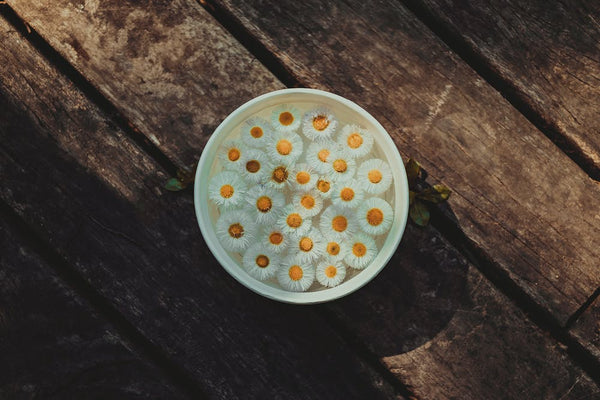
194, 88, 409, 304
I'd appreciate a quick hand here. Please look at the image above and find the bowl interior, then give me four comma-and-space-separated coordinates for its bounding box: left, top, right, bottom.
194, 89, 409, 303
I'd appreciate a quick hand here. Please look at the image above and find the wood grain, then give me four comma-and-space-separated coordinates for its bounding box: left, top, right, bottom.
570, 294, 600, 369
0, 218, 187, 399
197, 0, 600, 326
330, 224, 599, 399
404, 0, 600, 175
0, 15, 401, 400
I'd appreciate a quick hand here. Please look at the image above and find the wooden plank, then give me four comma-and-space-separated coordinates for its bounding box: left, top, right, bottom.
403, 0, 600, 175
191, 0, 600, 326
329, 224, 600, 399
570, 294, 600, 369
0, 218, 187, 399
5, 0, 283, 167
0, 15, 401, 400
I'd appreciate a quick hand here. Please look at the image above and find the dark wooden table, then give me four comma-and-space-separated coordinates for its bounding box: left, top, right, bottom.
1, 1, 599, 398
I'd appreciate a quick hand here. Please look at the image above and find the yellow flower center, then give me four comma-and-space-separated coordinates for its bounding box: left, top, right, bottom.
279, 111, 294, 126
286, 213, 303, 228
317, 149, 330, 162
276, 139, 293, 155
256, 255, 269, 268
256, 196, 272, 213
299, 237, 313, 252
333, 159, 347, 173
228, 223, 244, 238
289, 265, 303, 281
332, 216, 348, 232
220, 184, 234, 199
296, 171, 310, 185
312, 115, 330, 131
326, 242, 340, 256
250, 126, 263, 138
228, 148, 240, 161
269, 232, 283, 245
300, 195, 315, 209
347, 133, 363, 149
352, 243, 367, 257
367, 208, 384, 226
272, 166, 288, 183
340, 187, 354, 201
246, 160, 260, 173
317, 179, 330, 193
325, 266, 337, 278
368, 169, 383, 183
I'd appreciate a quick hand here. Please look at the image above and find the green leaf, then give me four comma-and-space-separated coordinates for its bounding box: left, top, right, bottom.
409, 200, 430, 227
405, 158, 421, 186
417, 185, 451, 204
164, 177, 186, 192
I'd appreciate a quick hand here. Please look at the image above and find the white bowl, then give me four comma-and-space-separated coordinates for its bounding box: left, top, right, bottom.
194, 88, 409, 304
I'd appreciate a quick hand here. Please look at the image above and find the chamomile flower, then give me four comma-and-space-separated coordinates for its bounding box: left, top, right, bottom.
271, 104, 302, 132
267, 131, 303, 165
305, 141, 337, 174
278, 205, 312, 237
357, 159, 393, 195
265, 163, 291, 191
289, 163, 317, 192
216, 210, 257, 252
278, 255, 315, 292
240, 116, 272, 149
260, 226, 289, 254
208, 171, 248, 209
314, 176, 333, 198
337, 124, 374, 158
293, 228, 325, 263
240, 148, 271, 184
321, 238, 349, 262
327, 150, 356, 182
291, 190, 323, 218
357, 198, 394, 236
242, 243, 280, 281
218, 140, 245, 171
302, 107, 338, 142
316, 261, 346, 288
246, 186, 285, 224
345, 232, 378, 270
330, 181, 364, 210
319, 206, 357, 242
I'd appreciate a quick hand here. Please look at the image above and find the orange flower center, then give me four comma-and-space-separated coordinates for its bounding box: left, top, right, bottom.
228, 148, 240, 161
312, 115, 330, 131
228, 223, 244, 238
286, 213, 303, 228
250, 126, 263, 138
296, 171, 310, 185
279, 111, 294, 126
299, 237, 313, 252
276, 139, 292, 155
333, 159, 347, 173
300, 195, 315, 209
368, 169, 383, 183
331, 216, 348, 232
340, 187, 354, 201
272, 166, 288, 183
289, 265, 303, 281
317, 149, 330, 162
317, 179, 330, 193
256, 255, 270, 268
352, 243, 367, 257
256, 196, 272, 213
325, 266, 337, 278
220, 184, 234, 198
367, 208, 384, 226
269, 232, 283, 245
246, 160, 260, 173
326, 242, 340, 256
347, 133, 363, 149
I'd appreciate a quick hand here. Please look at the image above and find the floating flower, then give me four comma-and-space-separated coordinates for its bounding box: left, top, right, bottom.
357, 198, 393, 236
293, 228, 325, 263
265, 163, 291, 191
240, 116, 272, 149
242, 243, 280, 281
271, 104, 302, 132
357, 158, 393, 195
316, 261, 346, 288
319, 206, 357, 242
246, 186, 285, 224
327, 150, 356, 182
218, 140, 245, 171
289, 163, 317, 192
278, 255, 316, 292
216, 210, 257, 252
345, 232, 378, 270
291, 190, 323, 218
208, 170, 248, 209
337, 124, 374, 159
302, 107, 338, 142
260, 226, 289, 254
240, 148, 271, 184
267, 131, 304, 165
305, 141, 337, 174
278, 204, 312, 237
314, 176, 333, 198
331, 181, 364, 210
321, 238, 349, 262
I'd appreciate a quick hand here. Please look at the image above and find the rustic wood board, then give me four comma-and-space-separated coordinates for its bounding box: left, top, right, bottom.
0, 218, 187, 399
570, 294, 600, 368
190, 0, 600, 326
0, 16, 402, 400
5, 0, 283, 167
329, 224, 599, 399
404, 0, 600, 174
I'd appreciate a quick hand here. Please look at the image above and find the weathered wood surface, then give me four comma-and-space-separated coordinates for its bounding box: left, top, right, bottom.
2, 12, 599, 400
330, 225, 599, 399
0, 16, 402, 400
196, 0, 600, 326
404, 0, 600, 175
570, 294, 600, 368
0, 218, 187, 399
5, 0, 283, 167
